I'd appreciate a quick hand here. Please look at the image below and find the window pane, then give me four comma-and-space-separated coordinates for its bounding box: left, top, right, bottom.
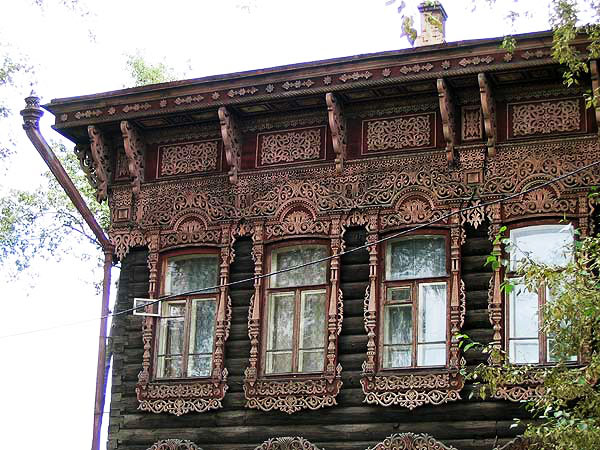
509, 339, 539, 364
160, 303, 185, 356
384, 304, 412, 345
387, 286, 411, 302
387, 236, 446, 280
266, 351, 293, 374
165, 254, 219, 295
272, 246, 328, 288
300, 290, 326, 350
510, 225, 573, 271
188, 355, 212, 377
509, 283, 538, 339
299, 350, 324, 372
418, 283, 446, 343
157, 356, 183, 378
267, 293, 295, 351
547, 337, 577, 363
417, 343, 446, 366
189, 299, 217, 354
383, 345, 411, 368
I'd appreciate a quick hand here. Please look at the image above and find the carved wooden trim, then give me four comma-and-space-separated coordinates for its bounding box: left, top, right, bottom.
121, 120, 145, 195
254, 437, 323, 450
135, 227, 233, 415
243, 214, 343, 414
461, 105, 483, 141
87, 125, 111, 202
218, 106, 242, 184
326, 92, 347, 174
367, 432, 457, 450
508, 98, 583, 138
591, 60, 600, 138
148, 439, 203, 450
478, 72, 497, 157
437, 78, 457, 163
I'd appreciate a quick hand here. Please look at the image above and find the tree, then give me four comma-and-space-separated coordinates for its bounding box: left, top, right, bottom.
125, 51, 177, 87
461, 224, 600, 450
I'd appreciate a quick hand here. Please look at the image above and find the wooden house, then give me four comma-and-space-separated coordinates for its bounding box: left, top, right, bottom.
41, 4, 600, 449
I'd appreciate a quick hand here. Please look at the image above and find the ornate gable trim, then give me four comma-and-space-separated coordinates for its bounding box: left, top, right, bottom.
367, 433, 457, 450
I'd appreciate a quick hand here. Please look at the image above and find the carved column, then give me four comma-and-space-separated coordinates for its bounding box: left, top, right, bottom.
326, 93, 347, 174
245, 223, 264, 385
326, 215, 343, 382
213, 224, 233, 384
362, 214, 379, 376
486, 203, 503, 362
138, 231, 159, 387
448, 209, 465, 369
478, 73, 497, 158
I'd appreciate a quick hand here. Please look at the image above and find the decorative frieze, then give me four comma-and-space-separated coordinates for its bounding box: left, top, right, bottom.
509, 98, 582, 138
254, 437, 322, 450
363, 113, 433, 153
258, 127, 323, 166
148, 439, 202, 450
368, 433, 457, 450
159, 140, 220, 176
462, 106, 483, 141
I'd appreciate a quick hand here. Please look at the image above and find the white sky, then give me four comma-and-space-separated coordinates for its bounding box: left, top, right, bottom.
0, 0, 559, 449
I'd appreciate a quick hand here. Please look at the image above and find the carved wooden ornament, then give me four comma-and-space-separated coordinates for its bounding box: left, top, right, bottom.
478, 72, 497, 157
87, 125, 111, 202
590, 60, 600, 137
254, 437, 323, 450
147, 439, 202, 450
120, 120, 145, 195
326, 92, 347, 174
437, 78, 457, 163
218, 106, 242, 184
367, 433, 457, 450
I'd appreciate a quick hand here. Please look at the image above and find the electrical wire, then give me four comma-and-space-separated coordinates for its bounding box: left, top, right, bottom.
1, 157, 599, 340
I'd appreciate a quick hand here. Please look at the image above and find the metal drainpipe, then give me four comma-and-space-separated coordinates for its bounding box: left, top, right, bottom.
21, 94, 114, 450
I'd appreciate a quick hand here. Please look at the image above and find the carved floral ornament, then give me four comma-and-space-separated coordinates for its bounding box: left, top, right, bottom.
367, 433, 458, 450
147, 439, 202, 450
104, 136, 600, 415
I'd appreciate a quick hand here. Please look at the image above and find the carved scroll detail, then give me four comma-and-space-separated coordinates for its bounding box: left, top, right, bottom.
437, 78, 457, 163
260, 128, 322, 166
148, 439, 202, 450
365, 114, 432, 152
159, 140, 219, 176
511, 99, 581, 137
368, 432, 458, 450
218, 106, 242, 184
462, 106, 482, 141
478, 73, 497, 157
326, 93, 347, 174
254, 437, 322, 450
87, 125, 111, 203
121, 120, 145, 195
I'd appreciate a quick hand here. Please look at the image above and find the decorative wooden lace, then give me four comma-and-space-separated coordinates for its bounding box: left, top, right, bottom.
367, 432, 457, 450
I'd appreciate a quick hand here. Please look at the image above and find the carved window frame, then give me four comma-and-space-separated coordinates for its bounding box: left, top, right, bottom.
360, 204, 465, 410
136, 226, 233, 416
243, 212, 343, 414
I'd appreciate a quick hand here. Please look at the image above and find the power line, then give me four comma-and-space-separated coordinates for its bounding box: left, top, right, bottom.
1, 157, 599, 340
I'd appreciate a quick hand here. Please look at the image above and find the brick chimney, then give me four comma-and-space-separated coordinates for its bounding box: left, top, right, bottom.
414, 1, 447, 47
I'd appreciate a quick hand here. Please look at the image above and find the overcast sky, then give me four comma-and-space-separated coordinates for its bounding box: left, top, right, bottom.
0, 1, 557, 449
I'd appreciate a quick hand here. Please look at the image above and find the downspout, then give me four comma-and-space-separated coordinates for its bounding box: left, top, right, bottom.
21, 94, 114, 450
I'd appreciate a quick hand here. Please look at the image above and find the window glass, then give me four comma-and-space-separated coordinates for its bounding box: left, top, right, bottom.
266, 293, 295, 374
271, 245, 328, 288
510, 224, 573, 271
299, 290, 326, 372
417, 282, 447, 366
165, 254, 219, 295
157, 302, 186, 378
387, 236, 446, 280
383, 304, 412, 368
187, 298, 217, 377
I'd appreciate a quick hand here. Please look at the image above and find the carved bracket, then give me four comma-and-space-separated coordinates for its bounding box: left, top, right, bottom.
590, 60, 600, 138
478, 73, 497, 157
121, 120, 146, 195
326, 92, 347, 174
437, 78, 457, 164
367, 433, 458, 450
87, 125, 111, 202
218, 106, 242, 184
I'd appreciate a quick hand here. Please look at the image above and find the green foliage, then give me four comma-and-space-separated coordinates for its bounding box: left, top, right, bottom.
463, 228, 600, 449
125, 51, 176, 87
0, 142, 109, 276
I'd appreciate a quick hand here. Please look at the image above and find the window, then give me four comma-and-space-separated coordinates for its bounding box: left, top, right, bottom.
264, 244, 329, 375
507, 224, 575, 364
156, 252, 219, 379
382, 235, 449, 369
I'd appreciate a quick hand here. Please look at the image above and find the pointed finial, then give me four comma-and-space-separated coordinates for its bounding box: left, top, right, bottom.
21, 93, 43, 130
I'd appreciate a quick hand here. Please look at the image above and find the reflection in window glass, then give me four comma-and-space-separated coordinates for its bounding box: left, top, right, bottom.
165, 254, 219, 295
387, 236, 446, 280
188, 299, 217, 377
271, 246, 328, 288
510, 224, 573, 271
299, 291, 326, 372
266, 293, 295, 374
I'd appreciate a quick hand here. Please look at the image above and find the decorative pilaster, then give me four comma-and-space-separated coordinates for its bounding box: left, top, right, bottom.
449, 209, 465, 370
486, 203, 503, 362
326, 216, 343, 382
245, 223, 264, 385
